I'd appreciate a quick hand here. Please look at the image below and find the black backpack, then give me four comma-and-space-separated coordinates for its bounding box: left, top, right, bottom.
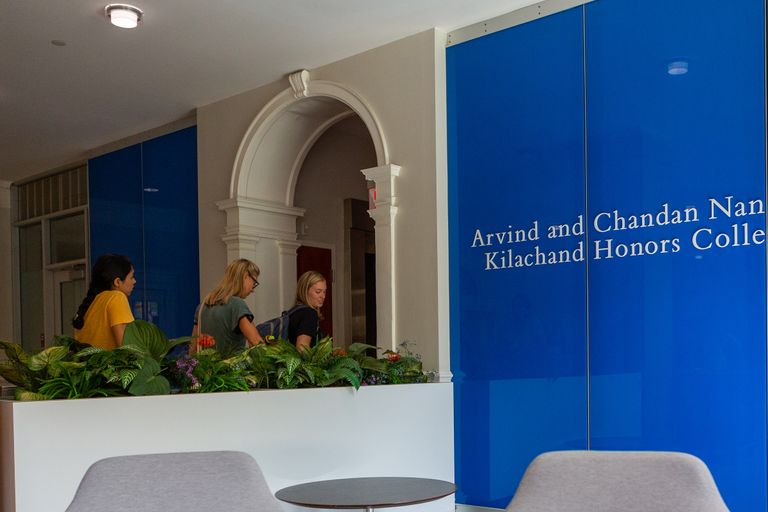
255, 304, 308, 341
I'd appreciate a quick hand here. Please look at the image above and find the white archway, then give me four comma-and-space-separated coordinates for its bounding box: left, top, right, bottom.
217, 70, 401, 349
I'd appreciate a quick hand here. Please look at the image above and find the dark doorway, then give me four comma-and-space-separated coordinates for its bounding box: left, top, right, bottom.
345, 198, 376, 346
296, 245, 333, 337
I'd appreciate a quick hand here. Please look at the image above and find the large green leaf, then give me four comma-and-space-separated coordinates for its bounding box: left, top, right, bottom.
0, 359, 31, 388
28, 346, 69, 372
74, 346, 106, 359
119, 369, 140, 388
128, 357, 170, 396
0, 340, 30, 365
122, 320, 169, 360
52, 335, 89, 351
359, 356, 388, 372
347, 342, 378, 358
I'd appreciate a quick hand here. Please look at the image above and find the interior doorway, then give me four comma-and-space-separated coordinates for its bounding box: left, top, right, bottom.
296, 245, 333, 337
52, 265, 86, 338
292, 114, 378, 347
345, 198, 376, 345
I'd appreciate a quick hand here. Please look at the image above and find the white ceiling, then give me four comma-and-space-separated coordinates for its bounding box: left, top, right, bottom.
0, 0, 538, 183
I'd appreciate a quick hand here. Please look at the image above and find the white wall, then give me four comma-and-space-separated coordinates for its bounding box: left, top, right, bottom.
197, 29, 449, 374
197, 81, 287, 301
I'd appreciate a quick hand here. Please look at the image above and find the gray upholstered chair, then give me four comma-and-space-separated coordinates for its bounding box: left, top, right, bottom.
66, 451, 283, 512
506, 450, 729, 512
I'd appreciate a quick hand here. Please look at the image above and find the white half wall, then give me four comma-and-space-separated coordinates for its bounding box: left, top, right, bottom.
0, 383, 454, 512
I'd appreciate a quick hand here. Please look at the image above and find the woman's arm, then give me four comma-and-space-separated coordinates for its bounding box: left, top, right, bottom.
295, 334, 312, 351
189, 324, 200, 354
239, 316, 264, 347
111, 323, 129, 346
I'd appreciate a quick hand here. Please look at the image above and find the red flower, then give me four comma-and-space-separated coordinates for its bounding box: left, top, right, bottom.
198, 333, 216, 348
387, 353, 401, 362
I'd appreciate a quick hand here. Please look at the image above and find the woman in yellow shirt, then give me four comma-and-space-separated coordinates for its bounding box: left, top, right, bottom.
72, 254, 136, 349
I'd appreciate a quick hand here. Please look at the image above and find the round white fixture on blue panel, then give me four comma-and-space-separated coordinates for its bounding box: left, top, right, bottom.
105, 4, 143, 29
667, 60, 689, 75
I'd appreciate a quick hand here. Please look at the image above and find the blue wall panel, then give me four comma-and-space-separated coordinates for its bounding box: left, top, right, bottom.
448, 0, 766, 510
88, 127, 199, 339
88, 144, 146, 318
585, 1, 766, 509
142, 126, 200, 338
448, 8, 587, 507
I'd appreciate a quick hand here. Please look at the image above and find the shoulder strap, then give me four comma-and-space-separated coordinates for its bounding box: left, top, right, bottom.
285, 304, 310, 315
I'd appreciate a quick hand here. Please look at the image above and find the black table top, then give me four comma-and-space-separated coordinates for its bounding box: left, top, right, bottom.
275, 477, 457, 509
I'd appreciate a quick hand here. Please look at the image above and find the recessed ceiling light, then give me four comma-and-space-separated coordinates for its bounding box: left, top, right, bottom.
105, 4, 143, 29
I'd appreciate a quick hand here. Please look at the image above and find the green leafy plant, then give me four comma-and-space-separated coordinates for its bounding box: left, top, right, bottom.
251, 337, 362, 389
0, 323, 432, 400
169, 349, 250, 393
0, 321, 189, 399
351, 340, 434, 385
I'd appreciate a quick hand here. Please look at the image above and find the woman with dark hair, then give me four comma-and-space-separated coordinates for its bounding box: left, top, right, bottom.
191, 258, 264, 356
289, 270, 327, 351
73, 253, 136, 349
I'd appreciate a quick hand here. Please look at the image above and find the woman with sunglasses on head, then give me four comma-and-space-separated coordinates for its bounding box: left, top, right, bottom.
192, 258, 264, 356
73, 253, 136, 349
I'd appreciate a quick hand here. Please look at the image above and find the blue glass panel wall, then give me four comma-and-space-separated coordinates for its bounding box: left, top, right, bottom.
448, 8, 588, 507
88, 145, 146, 318
448, 1, 766, 510
585, 0, 766, 509
88, 127, 200, 338
142, 126, 200, 338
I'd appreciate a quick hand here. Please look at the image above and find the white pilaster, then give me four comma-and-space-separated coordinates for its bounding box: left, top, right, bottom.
361, 164, 401, 351
277, 240, 302, 311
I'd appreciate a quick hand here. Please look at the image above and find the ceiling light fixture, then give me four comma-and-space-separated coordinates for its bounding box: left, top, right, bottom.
105, 4, 143, 29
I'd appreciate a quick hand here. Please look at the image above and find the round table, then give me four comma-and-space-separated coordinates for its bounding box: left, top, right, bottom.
275, 476, 457, 512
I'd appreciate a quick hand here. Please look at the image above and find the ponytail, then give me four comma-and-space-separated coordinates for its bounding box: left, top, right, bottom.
72, 287, 99, 329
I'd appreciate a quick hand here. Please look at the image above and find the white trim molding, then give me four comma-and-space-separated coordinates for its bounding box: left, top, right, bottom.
288, 69, 311, 99
361, 164, 401, 350
225, 72, 400, 343
230, 77, 389, 202
447, 0, 594, 46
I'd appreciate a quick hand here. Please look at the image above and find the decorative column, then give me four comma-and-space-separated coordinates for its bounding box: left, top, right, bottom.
361, 164, 400, 351
217, 197, 305, 320
276, 240, 302, 310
